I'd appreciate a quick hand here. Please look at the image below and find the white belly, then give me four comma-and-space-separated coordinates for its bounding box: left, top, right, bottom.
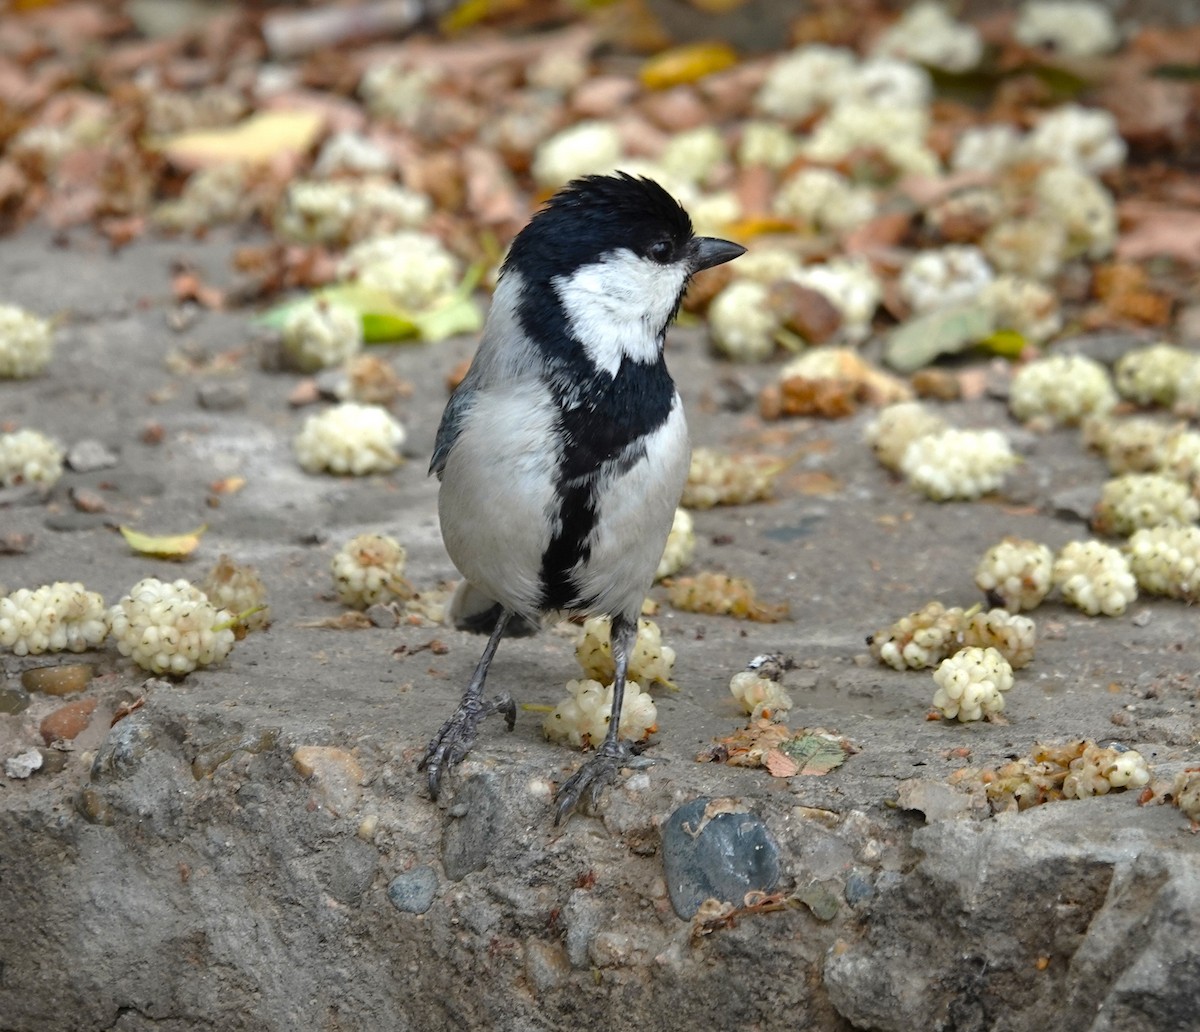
571, 398, 690, 619
438, 384, 690, 623
437, 382, 560, 619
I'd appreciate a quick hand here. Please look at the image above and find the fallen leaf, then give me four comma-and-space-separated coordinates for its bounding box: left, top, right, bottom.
298, 612, 374, 630
885, 303, 997, 373
640, 42, 738, 89
789, 470, 841, 496
770, 282, 842, 344
779, 732, 850, 775
153, 110, 325, 170
260, 265, 483, 344
209, 476, 246, 495
764, 748, 800, 777
1117, 203, 1200, 264
119, 524, 208, 560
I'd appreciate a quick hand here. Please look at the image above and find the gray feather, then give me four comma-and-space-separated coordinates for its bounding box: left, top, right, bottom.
429, 383, 476, 479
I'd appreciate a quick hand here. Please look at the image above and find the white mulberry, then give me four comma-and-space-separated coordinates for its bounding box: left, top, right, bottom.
0, 304, 54, 378
932, 646, 1014, 722
331, 533, 408, 608
294, 403, 405, 476
108, 578, 235, 675
1053, 540, 1138, 616
0, 582, 107, 656
974, 538, 1054, 612
900, 429, 1018, 501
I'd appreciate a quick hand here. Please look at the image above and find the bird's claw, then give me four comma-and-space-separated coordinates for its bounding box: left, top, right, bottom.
553, 739, 652, 825
418, 692, 515, 800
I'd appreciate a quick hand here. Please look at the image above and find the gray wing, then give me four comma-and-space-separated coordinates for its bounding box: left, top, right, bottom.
429, 383, 477, 479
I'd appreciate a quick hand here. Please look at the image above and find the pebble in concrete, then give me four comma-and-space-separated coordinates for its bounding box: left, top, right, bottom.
292, 745, 363, 815
661, 797, 782, 920
387, 865, 438, 915
441, 774, 505, 882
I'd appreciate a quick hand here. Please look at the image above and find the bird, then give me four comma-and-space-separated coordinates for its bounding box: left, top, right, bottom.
419, 172, 745, 822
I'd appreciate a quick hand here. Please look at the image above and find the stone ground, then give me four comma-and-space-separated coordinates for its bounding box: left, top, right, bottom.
1, 226, 1198, 1032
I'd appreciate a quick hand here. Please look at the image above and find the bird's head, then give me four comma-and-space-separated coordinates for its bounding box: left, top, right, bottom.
503, 173, 745, 375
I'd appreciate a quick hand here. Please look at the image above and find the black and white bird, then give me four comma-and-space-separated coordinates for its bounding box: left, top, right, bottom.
420, 173, 745, 821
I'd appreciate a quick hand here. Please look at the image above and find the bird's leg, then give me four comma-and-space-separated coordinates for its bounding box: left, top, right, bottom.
419, 608, 517, 799
554, 613, 652, 824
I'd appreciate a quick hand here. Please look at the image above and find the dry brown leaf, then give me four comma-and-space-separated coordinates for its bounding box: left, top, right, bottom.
299, 612, 375, 630
789, 470, 841, 496
761, 377, 860, 420
764, 748, 800, 778
770, 282, 842, 344
171, 268, 225, 310
1117, 203, 1200, 265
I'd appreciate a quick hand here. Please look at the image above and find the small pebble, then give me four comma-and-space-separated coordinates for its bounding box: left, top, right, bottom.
292, 745, 363, 814
387, 865, 438, 914
365, 603, 399, 629
22, 663, 94, 696
0, 685, 31, 715
69, 486, 107, 513
66, 439, 118, 473
40, 697, 98, 744
844, 870, 875, 906
5, 748, 43, 779
196, 380, 249, 411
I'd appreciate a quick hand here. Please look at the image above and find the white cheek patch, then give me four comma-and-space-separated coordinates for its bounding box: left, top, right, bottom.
552, 250, 689, 377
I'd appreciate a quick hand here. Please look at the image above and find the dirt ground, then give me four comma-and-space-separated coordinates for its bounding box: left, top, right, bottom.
1, 223, 1198, 1032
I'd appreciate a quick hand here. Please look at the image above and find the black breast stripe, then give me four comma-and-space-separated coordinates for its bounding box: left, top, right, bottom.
537, 357, 674, 612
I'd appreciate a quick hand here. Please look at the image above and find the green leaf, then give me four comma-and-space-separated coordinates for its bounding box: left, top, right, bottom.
884, 303, 996, 373
256, 264, 484, 345
779, 733, 848, 775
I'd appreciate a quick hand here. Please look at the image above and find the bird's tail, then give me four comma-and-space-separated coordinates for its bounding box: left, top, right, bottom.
448, 580, 541, 637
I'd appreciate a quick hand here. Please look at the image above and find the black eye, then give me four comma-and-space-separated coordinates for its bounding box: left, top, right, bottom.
648, 239, 673, 263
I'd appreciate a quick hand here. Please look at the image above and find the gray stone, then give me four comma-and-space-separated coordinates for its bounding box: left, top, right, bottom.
320, 837, 378, 906
387, 865, 438, 914
196, 380, 249, 411
561, 888, 605, 969
365, 603, 398, 628
43, 511, 109, 532
0, 685, 31, 715
843, 870, 874, 906
4, 748, 43, 779
1051, 484, 1102, 523
441, 774, 506, 881
824, 801, 1200, 1032
91, 713, 157, 783
1057, 331, 1154, 367
66, 439, 118, 473
661, 798, 782, 919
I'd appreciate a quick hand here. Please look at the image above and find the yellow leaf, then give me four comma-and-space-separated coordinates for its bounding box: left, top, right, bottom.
640, 42, 738, 90
979, 329, 1029, 359
687, 0, 752, 12
119, 524, 208, 560
722, 216, 799, 238
151, 110, 325, 169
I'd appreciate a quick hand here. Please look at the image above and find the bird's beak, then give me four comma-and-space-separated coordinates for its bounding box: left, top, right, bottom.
691, 237, 746, 272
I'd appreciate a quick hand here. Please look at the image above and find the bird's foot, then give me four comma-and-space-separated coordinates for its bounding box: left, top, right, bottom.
418, 692, 516, 800
553, 738, 653, 825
